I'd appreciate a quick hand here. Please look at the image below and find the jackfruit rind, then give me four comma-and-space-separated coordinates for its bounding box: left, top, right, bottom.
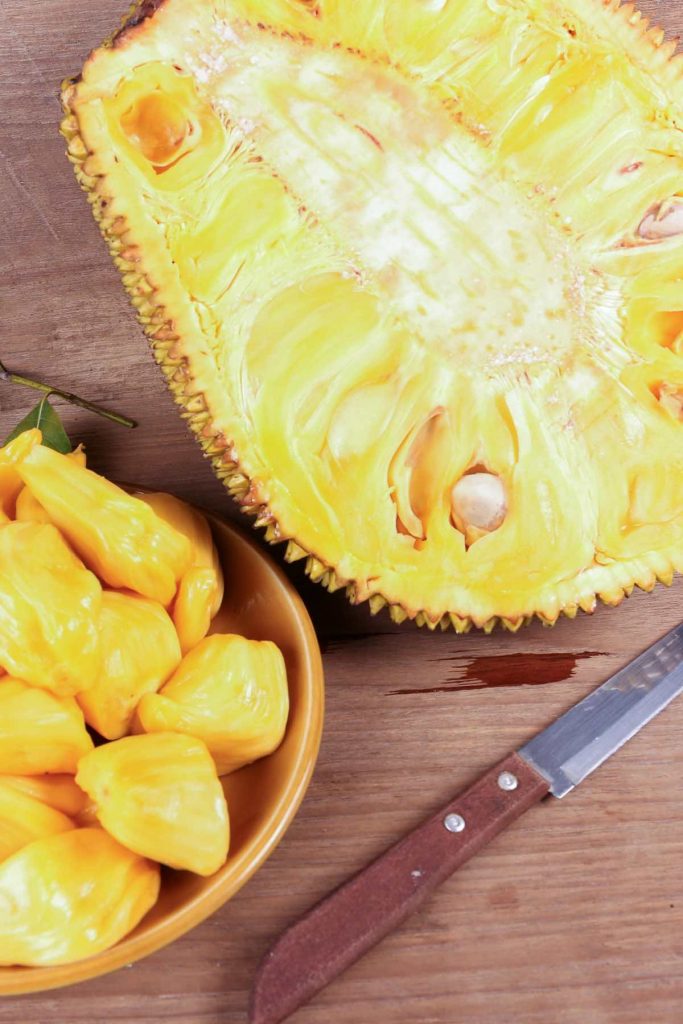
62, 0, 683, 629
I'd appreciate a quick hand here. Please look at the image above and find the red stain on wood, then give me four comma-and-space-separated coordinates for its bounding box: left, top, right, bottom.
389, 651, 604, 695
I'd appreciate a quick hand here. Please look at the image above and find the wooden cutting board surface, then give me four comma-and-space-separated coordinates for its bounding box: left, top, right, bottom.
1, 1, 682, 1021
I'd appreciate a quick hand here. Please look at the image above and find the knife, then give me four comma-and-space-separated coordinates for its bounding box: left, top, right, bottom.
249, 622, 683, 1024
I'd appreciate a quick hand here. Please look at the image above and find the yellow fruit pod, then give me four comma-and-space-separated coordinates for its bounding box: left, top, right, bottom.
137, 492, 224, 613
76, 732, 229, 876
138, 492, 224, 651
136, 633, 289, 774
0, 828, 160, 966
0, 774, 88, 817
0, 782, 74, 862
15, 444, 87, 525
172, 566, 219, 655
77, 590, 181, 740
14, 486, 51, 524
0, 678, 93, 775
0, 429, 42, 520
17, 446, 192, 605
0, 522, 101, 696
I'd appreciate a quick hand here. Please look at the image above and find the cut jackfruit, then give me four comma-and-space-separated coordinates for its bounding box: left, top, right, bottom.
76, 590, 181, 740
0, 783, 74, 862
0, 828, 160, 966
0, 678, 94, 775
137, 492, 224, 652
17, 445, 192, 607
62, 0, 683, 628
0, 523, 101, 697
15, 444, 87, 525
0, 774, 88, 818
0, 430, 42, 521
76, 732, 230, 876
135, 633, 289, 774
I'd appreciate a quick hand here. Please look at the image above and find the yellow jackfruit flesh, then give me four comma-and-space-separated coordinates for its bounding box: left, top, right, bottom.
0, 442, 243, 961
171, 566, 220, 655
76, 732, 229, 876
77, 590, 181, 740
0, 429, 42, 521
0, 679, 93, 775
0, 774, 88, 817
62, 0, 683, 629
0, 828, 160, 966
15, 444, 87, 525
0, 782, 74, 862
136, 633, 289, 774
17, 445, 192, 606
14, 487, 51, 524
138, 492, 224, 651
0, 522, 101, 696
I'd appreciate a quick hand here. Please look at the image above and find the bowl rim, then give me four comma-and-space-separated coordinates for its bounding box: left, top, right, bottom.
0, 506, 324, 996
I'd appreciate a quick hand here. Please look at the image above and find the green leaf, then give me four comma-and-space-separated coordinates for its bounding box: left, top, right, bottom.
4, 397, 72, 454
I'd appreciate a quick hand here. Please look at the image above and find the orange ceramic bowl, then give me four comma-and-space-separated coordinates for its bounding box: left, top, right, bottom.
0, 508, 324, 995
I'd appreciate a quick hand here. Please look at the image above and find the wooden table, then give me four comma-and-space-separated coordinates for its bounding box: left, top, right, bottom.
1, 1, 682, 1021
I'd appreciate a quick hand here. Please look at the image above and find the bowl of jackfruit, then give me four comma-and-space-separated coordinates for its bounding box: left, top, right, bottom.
0, 428, 324, 994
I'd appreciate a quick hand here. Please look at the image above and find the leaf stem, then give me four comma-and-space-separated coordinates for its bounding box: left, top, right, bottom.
0, 362, 137, 429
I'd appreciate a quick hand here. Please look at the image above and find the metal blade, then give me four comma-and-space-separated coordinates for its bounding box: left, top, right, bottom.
519, 623, 683, 798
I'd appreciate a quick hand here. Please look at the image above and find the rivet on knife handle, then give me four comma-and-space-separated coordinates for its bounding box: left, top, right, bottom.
249, 752, 549, 1024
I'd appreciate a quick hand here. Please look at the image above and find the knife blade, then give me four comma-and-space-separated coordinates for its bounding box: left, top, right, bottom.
250, 623, 683, 1024
520, 621, 683, 796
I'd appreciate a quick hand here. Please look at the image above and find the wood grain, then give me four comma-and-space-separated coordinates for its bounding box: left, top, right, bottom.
1, 1, 682, 1022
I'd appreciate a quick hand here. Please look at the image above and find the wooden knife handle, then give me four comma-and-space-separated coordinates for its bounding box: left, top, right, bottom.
250, 752, 549, 1024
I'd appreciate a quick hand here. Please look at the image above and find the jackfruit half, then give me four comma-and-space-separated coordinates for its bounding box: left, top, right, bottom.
62, 0, 683, 629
